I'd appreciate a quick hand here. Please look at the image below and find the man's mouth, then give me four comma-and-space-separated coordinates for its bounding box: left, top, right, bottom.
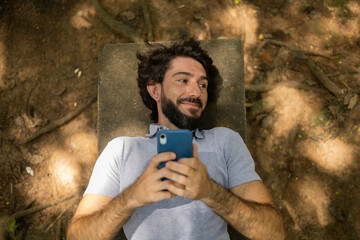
177, 97, 202, 109
180, 102, 200, 108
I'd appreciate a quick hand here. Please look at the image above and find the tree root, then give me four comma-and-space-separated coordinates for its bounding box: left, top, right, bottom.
18, 96, 97, 145
326, 69, 359, 78
254, 39, 333, 59
306, 58, 345, 97
91, 0, 143, 42
141, 0, 153, 41
267, 39, 333, 59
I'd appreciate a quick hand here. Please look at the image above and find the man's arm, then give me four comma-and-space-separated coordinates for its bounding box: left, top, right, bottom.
67, 191, 135, 240
203, 180, 284, 240
67, 152, 177, 240
164, 144, 285, 240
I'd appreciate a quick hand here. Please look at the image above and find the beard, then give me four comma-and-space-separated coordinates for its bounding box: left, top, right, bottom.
161, 90, 203, 130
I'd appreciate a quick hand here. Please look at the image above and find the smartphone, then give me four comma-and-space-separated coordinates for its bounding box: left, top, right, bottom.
157, 129, 193, 170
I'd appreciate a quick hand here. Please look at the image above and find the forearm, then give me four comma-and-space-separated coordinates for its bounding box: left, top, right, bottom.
202, 181, 284, 240
67, 190, 135, 240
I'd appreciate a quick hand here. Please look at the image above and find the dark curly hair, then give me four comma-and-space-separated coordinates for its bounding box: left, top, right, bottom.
137, 38, 219, 122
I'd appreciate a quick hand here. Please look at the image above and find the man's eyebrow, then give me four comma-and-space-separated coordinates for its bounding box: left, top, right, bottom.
172, 72, 208, 80
172, 72, 193, 77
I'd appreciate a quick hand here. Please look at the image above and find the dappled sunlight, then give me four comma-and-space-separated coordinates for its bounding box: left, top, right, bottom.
70, 3, 95, 29
298, 138, 354, 175
67, 131, 98, 163
49, 149, 79, 194
269, 86, 324, 137
210, 4, 258, 48
283, 177, 331, 230
0, 41, 5, 88
298, 178, 331, 226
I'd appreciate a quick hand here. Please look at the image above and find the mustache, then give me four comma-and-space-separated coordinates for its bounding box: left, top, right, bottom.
177, 97, 202, 108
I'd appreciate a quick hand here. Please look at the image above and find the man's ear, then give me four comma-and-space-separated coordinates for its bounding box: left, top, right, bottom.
147, 82, 161, 102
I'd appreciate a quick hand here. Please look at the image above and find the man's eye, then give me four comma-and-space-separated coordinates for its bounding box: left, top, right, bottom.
178, 79, 187, 83
199, 83, 207, 89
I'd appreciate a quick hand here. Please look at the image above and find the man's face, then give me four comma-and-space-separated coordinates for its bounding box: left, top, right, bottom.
159, 57, 208, 130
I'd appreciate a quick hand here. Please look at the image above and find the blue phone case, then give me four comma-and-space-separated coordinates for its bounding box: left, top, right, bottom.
157, 129, 193, 170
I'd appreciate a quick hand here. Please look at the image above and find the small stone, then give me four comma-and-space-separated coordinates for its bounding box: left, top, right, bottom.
261, 115, 274, 128
263, 33, 273, 39
26, 166, 34, 176
309, 11, 322, 20
14, 116, 24, 126
329, 203, 346, 222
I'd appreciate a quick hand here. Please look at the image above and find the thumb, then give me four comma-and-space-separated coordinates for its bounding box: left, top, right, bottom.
192, 144, 198, 158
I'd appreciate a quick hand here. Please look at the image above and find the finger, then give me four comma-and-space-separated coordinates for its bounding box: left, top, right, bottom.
163, 168, 188, 185
167, 182, 186, 197
178, 157, 197, 168
170, 180, 185, 189
152, 191, 175, 202
166, 161, 192, 176
149, 152, 176, 169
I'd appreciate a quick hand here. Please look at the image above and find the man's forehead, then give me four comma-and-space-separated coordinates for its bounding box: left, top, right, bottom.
166, 57, 206, 75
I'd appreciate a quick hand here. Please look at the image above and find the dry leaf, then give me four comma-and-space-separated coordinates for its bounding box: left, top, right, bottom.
348, 94, 358, 109
261, 53, 273, 64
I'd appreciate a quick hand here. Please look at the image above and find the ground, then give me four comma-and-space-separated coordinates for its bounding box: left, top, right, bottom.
0, 0, 359, 239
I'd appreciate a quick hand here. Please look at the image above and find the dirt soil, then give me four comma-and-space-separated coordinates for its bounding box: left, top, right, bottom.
0, 0, 359, 239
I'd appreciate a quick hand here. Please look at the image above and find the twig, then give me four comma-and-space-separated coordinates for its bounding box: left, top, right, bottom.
326, 69, 360, 78
306, 58, 345, 97
18, 96, 97, 145
269, 47, 285, 69
45, 209, 67, 232
253, 40, 267, 57
267, 39, 333, 59
245, 81, 328, 94
140, 0, 153, 41
91, 0, 143, 42
9, 194, 75, 221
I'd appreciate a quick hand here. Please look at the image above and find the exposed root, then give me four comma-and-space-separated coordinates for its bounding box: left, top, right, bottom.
18, 96, 97, 145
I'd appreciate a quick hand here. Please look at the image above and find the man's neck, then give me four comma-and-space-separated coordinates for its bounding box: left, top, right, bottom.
157, 116, 179, 130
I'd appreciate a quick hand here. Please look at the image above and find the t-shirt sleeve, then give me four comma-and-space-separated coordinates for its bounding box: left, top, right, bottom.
83, 140, 122, 198
224, 130, 261, 189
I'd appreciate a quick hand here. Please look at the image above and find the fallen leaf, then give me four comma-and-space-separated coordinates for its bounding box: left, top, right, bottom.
348, 94, 358, 109
261, 53, 273, 63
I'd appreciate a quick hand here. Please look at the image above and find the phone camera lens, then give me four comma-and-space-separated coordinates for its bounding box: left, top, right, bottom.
160, 134, 165, 139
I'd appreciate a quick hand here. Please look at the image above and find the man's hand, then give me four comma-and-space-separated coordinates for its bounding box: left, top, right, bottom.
163, 144, 214, 200
126, 152, 177, 208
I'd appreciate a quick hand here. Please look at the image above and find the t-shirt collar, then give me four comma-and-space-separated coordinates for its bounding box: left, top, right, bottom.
146, 123, 203, 139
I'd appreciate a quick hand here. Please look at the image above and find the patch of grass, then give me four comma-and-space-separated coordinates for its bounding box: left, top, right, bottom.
310, 109, 332, 127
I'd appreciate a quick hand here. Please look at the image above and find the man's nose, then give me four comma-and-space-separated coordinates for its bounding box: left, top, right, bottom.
187, 81, 201, 97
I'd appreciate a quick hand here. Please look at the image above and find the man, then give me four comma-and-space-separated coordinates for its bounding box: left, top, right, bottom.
67, 39, 285, 240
